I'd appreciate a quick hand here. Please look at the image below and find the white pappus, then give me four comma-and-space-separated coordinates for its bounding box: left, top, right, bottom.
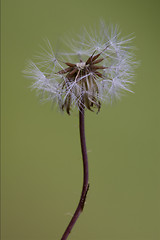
24, 22, 137, 115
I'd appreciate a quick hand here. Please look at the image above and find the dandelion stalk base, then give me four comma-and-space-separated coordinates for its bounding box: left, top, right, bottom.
61, 108, 89, 240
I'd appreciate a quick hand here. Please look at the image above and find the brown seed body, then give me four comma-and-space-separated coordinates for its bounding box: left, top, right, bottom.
58, 51, 105, 114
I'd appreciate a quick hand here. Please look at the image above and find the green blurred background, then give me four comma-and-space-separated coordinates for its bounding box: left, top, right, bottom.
1, 0, 160, 239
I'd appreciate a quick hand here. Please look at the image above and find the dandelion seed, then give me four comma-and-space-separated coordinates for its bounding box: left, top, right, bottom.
24, 22, 137, 115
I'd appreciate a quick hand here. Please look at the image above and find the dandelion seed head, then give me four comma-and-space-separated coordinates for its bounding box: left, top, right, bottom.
24, 22, 137, 114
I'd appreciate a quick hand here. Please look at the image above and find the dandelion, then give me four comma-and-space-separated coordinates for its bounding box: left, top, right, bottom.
24, 22, 137, 240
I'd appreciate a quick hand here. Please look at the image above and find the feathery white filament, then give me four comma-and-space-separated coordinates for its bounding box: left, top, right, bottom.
24, 22, 137, 113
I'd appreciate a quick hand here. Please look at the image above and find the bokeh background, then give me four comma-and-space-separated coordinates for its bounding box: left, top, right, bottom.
1, 0, 160, 239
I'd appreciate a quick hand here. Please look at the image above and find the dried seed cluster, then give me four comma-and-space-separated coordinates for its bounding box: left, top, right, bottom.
58, 51, 106, 114
24, 23, 137, 114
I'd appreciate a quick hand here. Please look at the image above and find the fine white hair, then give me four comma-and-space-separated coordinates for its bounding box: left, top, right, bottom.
23, 22, 137, 113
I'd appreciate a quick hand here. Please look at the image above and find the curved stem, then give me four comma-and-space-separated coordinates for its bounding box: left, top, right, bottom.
61, 108, 89, 240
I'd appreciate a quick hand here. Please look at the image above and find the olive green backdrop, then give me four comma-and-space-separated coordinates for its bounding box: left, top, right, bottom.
1, 0, 160, 239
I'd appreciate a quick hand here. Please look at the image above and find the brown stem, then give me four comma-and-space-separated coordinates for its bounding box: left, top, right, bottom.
61, 108, 89, 240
